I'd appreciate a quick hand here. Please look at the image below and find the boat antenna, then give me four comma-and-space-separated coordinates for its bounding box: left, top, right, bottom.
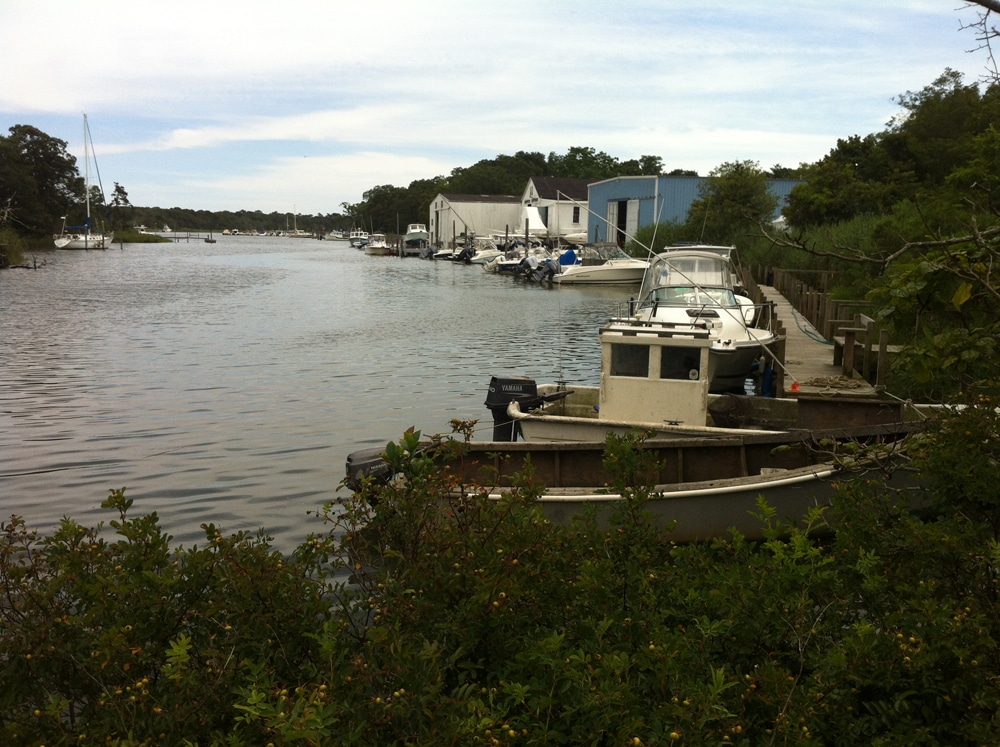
698, 196, 711, 242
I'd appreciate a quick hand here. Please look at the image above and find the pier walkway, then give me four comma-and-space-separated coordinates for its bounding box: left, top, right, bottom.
758, 284, 879, 399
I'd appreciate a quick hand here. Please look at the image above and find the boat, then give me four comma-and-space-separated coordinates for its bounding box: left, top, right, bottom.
204, 229, 216, 244
349, 229, 369, 248
345, 393, 933, 542
402, 223, 429, 256
344, 316, 935, 539
54, 114, 114, 250
364, 233, 393, 256
623, 244, 777, 392
553, 243, 650, 285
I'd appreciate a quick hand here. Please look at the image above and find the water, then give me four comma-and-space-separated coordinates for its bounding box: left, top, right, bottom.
1, 237, 627, 549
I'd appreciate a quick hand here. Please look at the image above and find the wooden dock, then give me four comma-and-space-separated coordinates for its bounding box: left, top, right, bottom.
758, 284, 879, 399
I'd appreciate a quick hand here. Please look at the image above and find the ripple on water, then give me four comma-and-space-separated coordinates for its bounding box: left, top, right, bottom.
1, 240, 621, 550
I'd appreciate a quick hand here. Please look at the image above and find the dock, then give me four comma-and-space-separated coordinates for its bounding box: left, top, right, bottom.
758, 284, 875, 397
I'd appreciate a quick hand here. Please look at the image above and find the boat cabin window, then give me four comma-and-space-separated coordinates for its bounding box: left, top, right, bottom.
609, 343, 648, 378
660, 346, 701, 380
648, 287, 738, 307
652, 256, 733, 290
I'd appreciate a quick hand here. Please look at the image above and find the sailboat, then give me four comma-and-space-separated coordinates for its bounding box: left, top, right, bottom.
54, 114, 114, 250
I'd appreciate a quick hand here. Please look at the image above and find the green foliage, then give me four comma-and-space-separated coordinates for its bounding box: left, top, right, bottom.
5, 417, 1000, 744
684, 160, 779, 245
0, 125, 81, 238
0, 488, 338, 746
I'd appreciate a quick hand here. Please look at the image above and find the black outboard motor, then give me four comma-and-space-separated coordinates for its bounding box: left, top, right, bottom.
484, 375, 537, 441
344, 446, 395, 491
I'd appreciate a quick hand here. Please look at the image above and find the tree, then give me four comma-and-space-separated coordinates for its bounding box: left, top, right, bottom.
683, 160, 778, 244
547, 146, 619, 179
619, 155, 664, 176
108, 182, 132, 235
0, 125, 81, 237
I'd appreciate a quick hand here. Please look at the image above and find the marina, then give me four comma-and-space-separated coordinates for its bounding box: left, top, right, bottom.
1, 235, 904, 548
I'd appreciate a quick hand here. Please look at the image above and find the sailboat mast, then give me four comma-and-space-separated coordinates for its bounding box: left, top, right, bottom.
83, 114, 92, 238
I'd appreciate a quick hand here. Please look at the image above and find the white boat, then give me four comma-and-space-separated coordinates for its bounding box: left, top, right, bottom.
625, 244, 777, 392
364, 233, 393, 256
349, 229, 369, 248
553, 243, 649, 285
504, 321, 780, 442
402, 223, 429, 256
54, 114, 113, 250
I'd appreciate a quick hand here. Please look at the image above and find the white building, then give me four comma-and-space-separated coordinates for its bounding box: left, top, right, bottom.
429, 193, 521, 250
520, 177, 595, 243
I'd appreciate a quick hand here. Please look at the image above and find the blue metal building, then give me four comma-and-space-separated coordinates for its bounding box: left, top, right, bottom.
585, 175, 804, 244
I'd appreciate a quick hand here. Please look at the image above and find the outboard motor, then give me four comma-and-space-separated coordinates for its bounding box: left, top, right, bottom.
484, 375, 537, 441
344, 446, 395, 491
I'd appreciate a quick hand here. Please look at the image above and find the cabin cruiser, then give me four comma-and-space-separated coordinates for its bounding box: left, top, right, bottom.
623, 244, 777, 392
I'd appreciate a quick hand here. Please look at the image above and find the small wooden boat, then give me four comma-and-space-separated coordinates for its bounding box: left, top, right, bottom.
346, 305, 936, 540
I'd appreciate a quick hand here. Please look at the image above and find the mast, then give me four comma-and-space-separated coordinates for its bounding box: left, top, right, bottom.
83, 113, 91, 242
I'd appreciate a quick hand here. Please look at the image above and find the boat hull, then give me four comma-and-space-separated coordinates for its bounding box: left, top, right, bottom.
54, 232, 113, 249
554, 259, 648, 285
345, 425, 920, 541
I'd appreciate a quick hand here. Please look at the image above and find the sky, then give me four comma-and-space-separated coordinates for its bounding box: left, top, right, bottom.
0, 1, 993, 217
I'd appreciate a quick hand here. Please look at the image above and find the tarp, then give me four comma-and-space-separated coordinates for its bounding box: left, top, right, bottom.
559, 249, 578, 266
519, 205, 548, 235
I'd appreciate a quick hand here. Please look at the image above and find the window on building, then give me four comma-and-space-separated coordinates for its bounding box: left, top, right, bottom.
572, 206, 580, 223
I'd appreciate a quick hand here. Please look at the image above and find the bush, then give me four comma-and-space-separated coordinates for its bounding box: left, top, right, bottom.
3, 416, 1000, 745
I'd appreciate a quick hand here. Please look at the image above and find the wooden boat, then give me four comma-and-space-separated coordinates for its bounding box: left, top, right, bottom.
345, 304, 936, 540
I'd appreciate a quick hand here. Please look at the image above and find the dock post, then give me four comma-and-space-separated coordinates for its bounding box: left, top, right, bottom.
842, 329, 857, 377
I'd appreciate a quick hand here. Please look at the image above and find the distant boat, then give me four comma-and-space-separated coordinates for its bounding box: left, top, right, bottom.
364, 233, 393, 255
204, 229, 216, 244
349, 229, 369, 248
402, 223, 429, 256
54, 114, 113, 250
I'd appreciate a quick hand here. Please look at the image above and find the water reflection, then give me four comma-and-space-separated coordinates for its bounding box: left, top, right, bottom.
0, 239, 627, 549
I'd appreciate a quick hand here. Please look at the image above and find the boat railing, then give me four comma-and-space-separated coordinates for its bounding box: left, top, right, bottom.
603, 317, 713, 339
616, 297, 777, 330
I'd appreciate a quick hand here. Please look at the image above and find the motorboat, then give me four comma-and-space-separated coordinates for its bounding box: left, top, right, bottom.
346, 353, 933, 539
344, 284, 938, 540
623, 244, 777, 392
349, 229, 369, 248
54, 114, 114, 250
402, 223, 429, 256
553, 243, 649, 285
364, 233, 393, 256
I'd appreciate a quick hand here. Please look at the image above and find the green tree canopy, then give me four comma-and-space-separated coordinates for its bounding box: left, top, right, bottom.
0, 125, 81, 237
683, 160, 778, 244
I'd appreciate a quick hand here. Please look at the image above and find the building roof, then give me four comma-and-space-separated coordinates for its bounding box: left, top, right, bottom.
528, 177, 595, 201
439, 193, 521, 204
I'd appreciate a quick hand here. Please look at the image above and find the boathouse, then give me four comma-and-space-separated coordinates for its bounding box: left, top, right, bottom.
429, 193, 521, 249
585, 175, 805, 245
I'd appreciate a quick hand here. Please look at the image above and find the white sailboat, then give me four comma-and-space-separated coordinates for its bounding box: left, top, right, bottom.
54, 114, 113, 250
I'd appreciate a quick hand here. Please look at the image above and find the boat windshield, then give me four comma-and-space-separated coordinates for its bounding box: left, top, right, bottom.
648, 254, 734, 291
647, 286, 738, 307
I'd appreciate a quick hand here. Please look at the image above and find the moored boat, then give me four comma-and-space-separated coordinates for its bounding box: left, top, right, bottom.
402, 223, 429, 256
349, 229, 369, 248
54, 114, 114, 250
345, 318, 936, 540
627, 244, 777, 392
364, 233, 393, 255
553, 243, 649, 285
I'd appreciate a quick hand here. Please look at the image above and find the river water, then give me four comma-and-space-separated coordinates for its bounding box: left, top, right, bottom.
1, 237, 626, 550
